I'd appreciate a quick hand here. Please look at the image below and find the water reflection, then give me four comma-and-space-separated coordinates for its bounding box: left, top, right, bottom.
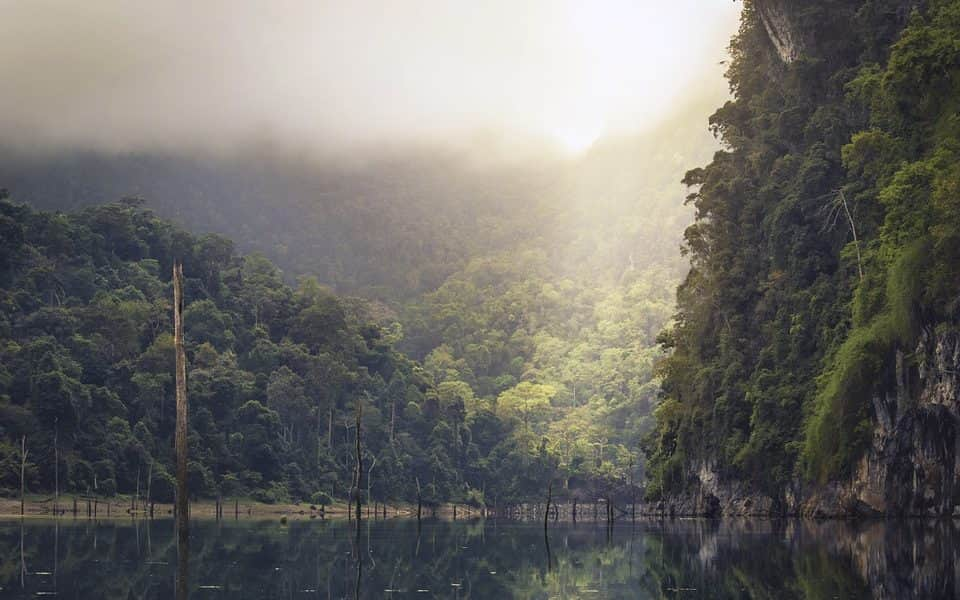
0, 517, 958, 599
176, 523, 188, 600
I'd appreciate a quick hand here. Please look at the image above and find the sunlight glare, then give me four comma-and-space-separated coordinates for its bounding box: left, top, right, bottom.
551, 120, 602, 155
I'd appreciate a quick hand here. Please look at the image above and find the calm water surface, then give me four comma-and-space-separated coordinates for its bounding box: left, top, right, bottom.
0, 517, 956, 599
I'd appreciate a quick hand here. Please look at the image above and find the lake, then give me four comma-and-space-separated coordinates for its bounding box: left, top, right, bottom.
0, 516, 956, 598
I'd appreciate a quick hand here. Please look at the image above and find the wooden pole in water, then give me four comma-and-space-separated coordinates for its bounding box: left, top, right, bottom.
146, 461, 153, 518
19, 435, 27, 517
54, 420, 59, 515
415, 477, 422, 523
173, 262, 190, 543
544, 480, 552, 533
353, 400, 363, 522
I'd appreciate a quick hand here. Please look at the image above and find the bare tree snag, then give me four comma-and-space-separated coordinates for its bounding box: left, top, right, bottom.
389, 396, 396, 445
133, 463, 141, 514
544, 480, 552, 533
173, 262, 189, 542
823, 189, 864, 281
366, 452, 377, 519
20, 436, 28, 517
839, 190, 864, 281
54, 420, 59, 515
328, 405, 334, 449
415, 477, 422, 522
353, 400, 363, 522
146, 460, 153, 518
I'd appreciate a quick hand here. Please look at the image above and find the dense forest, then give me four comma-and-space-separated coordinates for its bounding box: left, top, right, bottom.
0, 94, 720, 506
0, 196, 434, 504
646, 0, 960, 515
8, 0, 955, 517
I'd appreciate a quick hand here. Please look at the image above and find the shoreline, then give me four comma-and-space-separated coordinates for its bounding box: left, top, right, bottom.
0, 496, 488, 521
6, 496, 947, 522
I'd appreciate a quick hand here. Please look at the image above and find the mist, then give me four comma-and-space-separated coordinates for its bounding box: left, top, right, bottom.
0, 0, 738, 159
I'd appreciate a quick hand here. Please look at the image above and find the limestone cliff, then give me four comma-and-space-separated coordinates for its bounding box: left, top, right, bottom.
754, 0, 806, 62
805, 329, 960, 516
645, 329, 960, 517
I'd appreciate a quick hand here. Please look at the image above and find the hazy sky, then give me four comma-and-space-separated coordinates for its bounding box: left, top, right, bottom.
0, 1, 740, 157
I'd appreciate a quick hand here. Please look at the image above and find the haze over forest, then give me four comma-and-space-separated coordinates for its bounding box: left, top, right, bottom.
4, 0, 959, 527
0, 1, 737, 157
0, 0, 739, 508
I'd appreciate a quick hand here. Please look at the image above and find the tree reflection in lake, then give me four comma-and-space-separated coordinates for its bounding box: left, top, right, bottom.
0, 517, 958, 599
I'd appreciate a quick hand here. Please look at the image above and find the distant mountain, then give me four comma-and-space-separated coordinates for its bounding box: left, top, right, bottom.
0, 93, 722, 498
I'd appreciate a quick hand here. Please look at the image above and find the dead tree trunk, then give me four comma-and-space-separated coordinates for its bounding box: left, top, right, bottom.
173, 262, 189, 543
54, 420, 59, 515
839, 189, 864, 282
353, 401, 363, 522
389, 396, 396, 444
328, 405, 334, 449
415, 477, 422, 523
20, 436, 28, 517
366, 453, 377, 520
544, 480, 552, 533
134, 465, 140, 514
146, 460, 153, 518
316, 399, 322, 468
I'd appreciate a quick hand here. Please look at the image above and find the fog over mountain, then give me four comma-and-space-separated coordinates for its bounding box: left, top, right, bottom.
0, 0, 744, 524
5, 9, 960, 597
0, 0, 737, 158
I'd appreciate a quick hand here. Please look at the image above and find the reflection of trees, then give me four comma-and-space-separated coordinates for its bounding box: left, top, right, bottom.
1, 518, 958, 599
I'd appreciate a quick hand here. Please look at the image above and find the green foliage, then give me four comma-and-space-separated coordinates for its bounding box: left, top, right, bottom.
647, 0, 960, 496
802, 314, 895, 481
0, 189, 682, 504
2, 62, 724, 503
0, 199, 465, 502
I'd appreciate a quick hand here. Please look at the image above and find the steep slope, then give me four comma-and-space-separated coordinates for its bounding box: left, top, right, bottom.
646, 0, 960, 516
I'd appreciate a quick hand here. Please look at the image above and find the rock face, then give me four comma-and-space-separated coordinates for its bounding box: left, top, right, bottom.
754, 0, 806, 63
649, 329, 960, 517
811, 329, 960, 517
645, 0, 954, 519
752, 0, 922, 64
640, 463, 788, 517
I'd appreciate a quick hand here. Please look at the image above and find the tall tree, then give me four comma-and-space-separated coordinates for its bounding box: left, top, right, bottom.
173, 262, 189, 540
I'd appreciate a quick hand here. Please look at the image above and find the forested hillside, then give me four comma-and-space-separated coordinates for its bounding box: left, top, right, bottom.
646, 0, 960, 516
0, 196, 452, 504
0, 93, 722, 504
4, 196, 664, 506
